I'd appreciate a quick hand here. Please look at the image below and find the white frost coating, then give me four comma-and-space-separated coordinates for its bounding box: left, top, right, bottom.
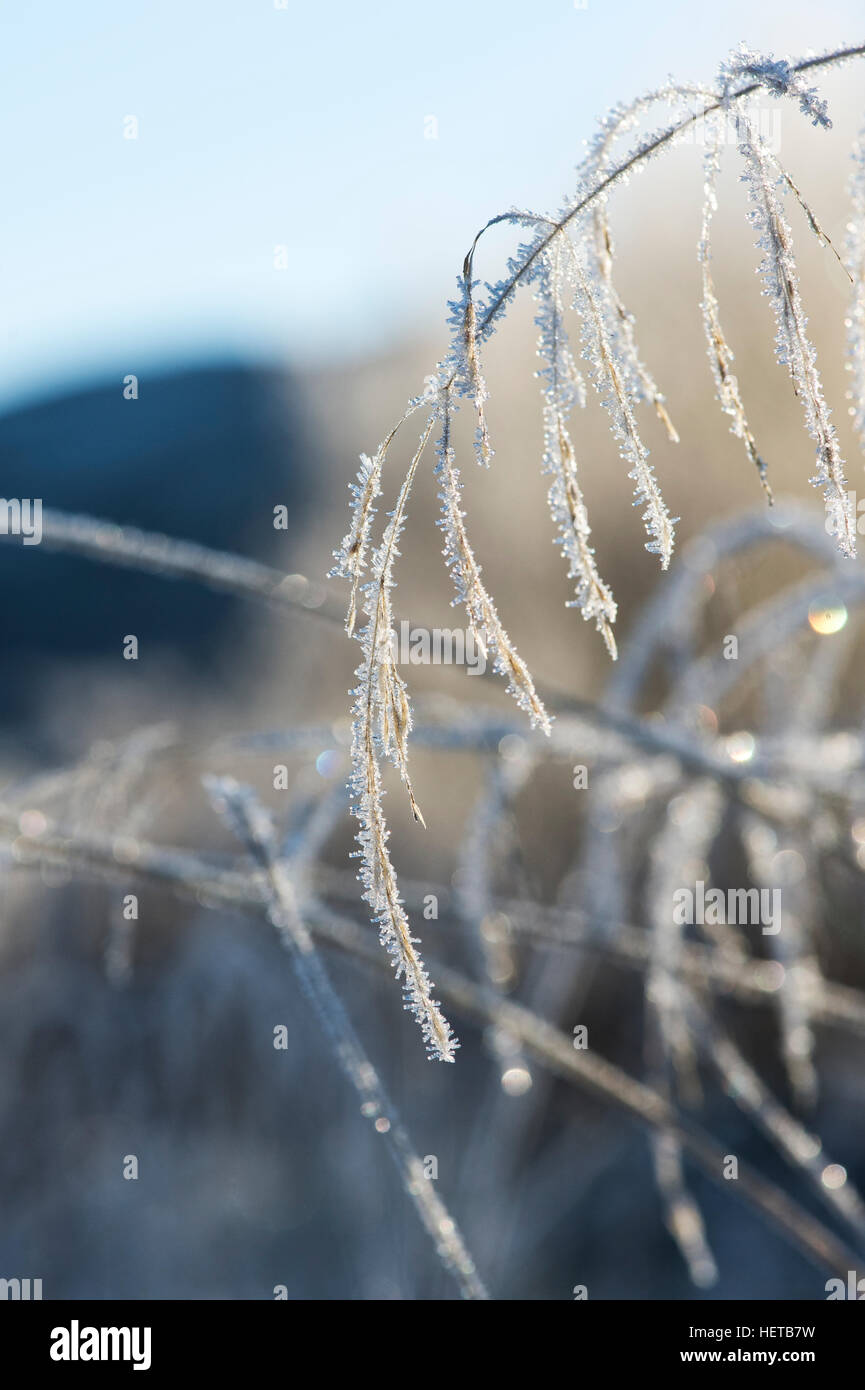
534, 243, 618, 655
848, 127, 865, 453
720, 44, 832, 128
329, 451, 383, 636
645, 779, 724, 1289
346, 417, 459, 1062
435, 389, 552, 734
205, 777, 485, 1294
737, 124, 855, 555
327, 42, 865, 1067
447, 274, 493, 466
568, 247, 677, 567
329, 403, 423, 635
699, 125, 771, 498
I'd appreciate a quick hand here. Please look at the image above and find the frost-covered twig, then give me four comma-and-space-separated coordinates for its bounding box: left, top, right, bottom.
4, 507, 347, 625
435, 389, 551, 732
692, 1002, 865, 1242
310, 903, 864, 1282
699, 129, 772, 499
325, 48, 865, 1054
848, 124, 865, 453
6, 810, 865, 1040
737, 125, 855, 553
535, 242, 618, 654
203, 776, 487, 1298
4, 798, 864, 1282
470, 45, 865, 342
570, 252, 676, 567
346, 416, 459, 1061
742, 814, 820, 1109
330, 402, 424, 635
644, 780, 723, 1286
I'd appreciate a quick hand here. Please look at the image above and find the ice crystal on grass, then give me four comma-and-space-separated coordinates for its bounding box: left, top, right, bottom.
848, 127, 865, 452
330, 404, 423, 635
447, 274, 494, 466
345, 416, 459, 1062
435, 389, 552, 733
742, 814, 819, 1110
330, 451, 382, 636
205, 777, 483, 1292
721, 44, 832, 128
570, 248, 677, 567
9, 480, 865, 1290
699, 130, 772, 500
738, 126, 856, 555
534, 244, 618, 655
644, 780, 723, 1287
589, 208, 679, 443
328, 40, 865, 1060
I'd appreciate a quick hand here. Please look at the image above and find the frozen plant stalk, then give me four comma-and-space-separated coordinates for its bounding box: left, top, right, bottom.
330, 39, 865, 1060
738, 123, 855, 554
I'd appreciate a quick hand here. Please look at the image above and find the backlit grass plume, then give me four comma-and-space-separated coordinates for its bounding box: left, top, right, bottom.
332, 41, 865, 1058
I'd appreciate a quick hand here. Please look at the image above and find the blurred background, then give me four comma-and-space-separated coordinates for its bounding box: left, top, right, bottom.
1, 0, 865, 1300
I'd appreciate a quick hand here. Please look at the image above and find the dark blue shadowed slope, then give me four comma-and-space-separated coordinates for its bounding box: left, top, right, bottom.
0, 362, 315, 714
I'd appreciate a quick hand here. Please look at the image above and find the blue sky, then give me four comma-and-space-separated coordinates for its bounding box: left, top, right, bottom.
0, 0, 861, 407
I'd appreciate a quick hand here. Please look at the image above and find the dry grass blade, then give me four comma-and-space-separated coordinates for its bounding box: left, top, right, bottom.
457, 270, 494, 466
5, 799, 865, 1285
781, 168, 853, 282
331, 402, 423, 635
536, 240, 618, 656
848, 126, 865, 452
347, 416, 457, 1060
363, 418, 435, 824
739, 128, 855, 554
697, 1012, 865, 1244
592, 210, 680, 442
572, 256, 677, 567
435, 390, 552, 732
204, 777, 485, 1296
700, 131, 772, 500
